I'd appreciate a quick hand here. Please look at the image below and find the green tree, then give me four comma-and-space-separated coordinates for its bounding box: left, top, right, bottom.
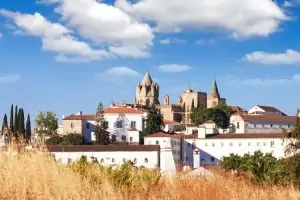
25, 114, 32, 141
191, 99, 195, 110
10, 104, 14, 133
18, 108, 25, 138
61, 133, 84, 145
35, 111, 58, 136
45, 135, 63, 145
95, 102, 110, 144
2, 113, 8, 133
284, 109, 300, 155
14, 105, 18, 136
145, 106, 164, 134
190, 105, 230, 129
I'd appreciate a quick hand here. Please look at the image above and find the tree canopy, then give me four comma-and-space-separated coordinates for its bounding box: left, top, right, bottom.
190, 104, 230, 129
144, 106, 164, 134
35, 111, 58, 136
95, 102, 110, 145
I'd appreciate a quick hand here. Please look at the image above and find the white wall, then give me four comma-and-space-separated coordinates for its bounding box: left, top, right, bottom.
184, 138, 287, 165
230, 115, 246, 134
105, 113, 144, 143
52, 151, 159, 169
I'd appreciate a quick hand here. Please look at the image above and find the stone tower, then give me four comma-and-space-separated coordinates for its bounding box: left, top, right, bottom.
163, 95, 170, 106
207, 79, 221, 108
135, 71, 159, 106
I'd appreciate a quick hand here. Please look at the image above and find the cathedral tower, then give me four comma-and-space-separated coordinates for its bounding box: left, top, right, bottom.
207, 79, 225, 108
135, 71, 159, 106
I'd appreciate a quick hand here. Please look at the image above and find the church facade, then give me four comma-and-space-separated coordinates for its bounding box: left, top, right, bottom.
135, 71, 226, 124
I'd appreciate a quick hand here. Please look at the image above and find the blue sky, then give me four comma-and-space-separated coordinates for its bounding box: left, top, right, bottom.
0, 0, 300, 122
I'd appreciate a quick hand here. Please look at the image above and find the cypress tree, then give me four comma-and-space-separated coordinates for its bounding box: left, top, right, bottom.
25, 114, 31, 141
10, 104, 14, 133
14, 105, 18, 135
2, 114, 8, 132
18, 108, 25, 138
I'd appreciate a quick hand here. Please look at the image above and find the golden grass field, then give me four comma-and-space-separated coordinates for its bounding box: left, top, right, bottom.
0, 147, 299, 200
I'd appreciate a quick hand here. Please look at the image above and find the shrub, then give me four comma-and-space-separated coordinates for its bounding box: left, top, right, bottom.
61, 133, 84, 145
45, 134, 62, 145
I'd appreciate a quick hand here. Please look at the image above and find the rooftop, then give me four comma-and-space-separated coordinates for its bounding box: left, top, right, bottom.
185, 133, 286, 140
46, 145, 160, 152
238, 114, 296, 123
63, 114, 94, 121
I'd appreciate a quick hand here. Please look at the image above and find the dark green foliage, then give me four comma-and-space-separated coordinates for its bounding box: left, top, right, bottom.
45, 135, 63, 145
95, 102, 110, 145
18, 108, 25, 138
221, 151, 290, 185
14, 105, 18, 135
145, 106, 164, 134
25, 114, 31, 141
191, 99, 195, 110
2, 113, 8, 132
61, 133, 84, 145
10, 104, 14, 133
190, 104, 230, 129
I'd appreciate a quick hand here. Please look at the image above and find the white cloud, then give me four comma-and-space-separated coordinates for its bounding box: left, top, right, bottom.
0, 32, 3, 38
158, 64, 192, 73
160, 37, 186, 45
103, 66, 142, 77
116, 0, 288, 38
0, 74, 21, 83
245, 49, 300, 65
283, 0, 300, 7
195, 38, 216, 45
222, 74, 300, 87
54, 0, 153, 58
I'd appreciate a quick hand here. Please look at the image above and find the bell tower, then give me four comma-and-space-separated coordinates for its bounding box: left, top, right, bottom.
135, 70, 160, 106
207, 79, 221, 108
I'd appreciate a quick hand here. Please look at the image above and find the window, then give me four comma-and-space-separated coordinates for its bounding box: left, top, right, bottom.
270, 141, 275, 148
116, 121, 123, 128
263, 142, 266, 146
130, 121, 136, 128
281, 141, 284, 146
211, 157, 215, 162
288, 124, 291, 128
111, 135, 116, 142
67, 158, 72, 164
100, 158, 104, 163
192, 141, 196, 149
186, 156, 188, 161
254, 124, 256, 128
270, 124, 273, 128
123, 158, 126, 162
130, 137, 133, 142
121, 135, 126, 142
156, 140, 159, 145
262, 124, 265, 128
144, 158, 148, 163
279, 124, 282, 128
70, 123, 74, 128
205, 143, 207, 147
221, 142, 224, 147
230, 142, 233, 147
239, 142, 242, 147
112, 158, 115, 163
133, 158, 137, 163
237, 122, 240, 129
212, 143, 215, 147
187, 143, 191, 147
86, 123, 90, 129
257, 142, 260, 147
248, 142, 251, 146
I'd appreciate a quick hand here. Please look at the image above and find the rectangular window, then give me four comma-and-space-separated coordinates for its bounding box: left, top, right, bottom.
270, 141, 275, 148
270, 124, 273, 128
239, 142, 242, 147
248, 142, 251, 146
112, 158, 115, 163
116, 121, 123, 128
254, 124, 256, 128
212, 143, 215, 147
230, 142, 233, 147
237, 122, 240, 129
130, 137, 133, 142
130, 121, 136, 129
86, 123, 90, 129
263, 142, 266, 146
257, 142, 260, 146
262, 124, 265, 128
205, 143, 207, 147
221, 142, 224, 147
100, 158, 104, 163
144, 158, 148, 163
156, 140, 159, 145
134, 158, 137, 163
67, 158, 72, 164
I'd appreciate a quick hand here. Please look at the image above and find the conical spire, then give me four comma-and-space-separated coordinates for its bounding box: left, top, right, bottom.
210, 79, 220, 98
141, 71, 153, 86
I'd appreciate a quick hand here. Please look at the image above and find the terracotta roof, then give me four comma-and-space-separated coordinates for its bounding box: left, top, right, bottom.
104, 107, 144, 114
184, 133, 286, 140
46, 145, 160, 152
144, 132, 183, 139
203, 120, 215, 124
239, 114, 296, 123
163, 119, 182, 125
228, 105, 248, 114
63, 114, 95, 121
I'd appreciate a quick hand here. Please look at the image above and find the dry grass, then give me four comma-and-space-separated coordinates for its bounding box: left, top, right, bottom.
0, 148, 299, 200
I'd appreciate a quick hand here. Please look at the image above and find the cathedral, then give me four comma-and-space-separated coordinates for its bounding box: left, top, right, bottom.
134, 71, 226, 124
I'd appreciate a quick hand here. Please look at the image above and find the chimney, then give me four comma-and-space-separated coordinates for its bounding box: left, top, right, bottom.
193, 148, 200, 169
197, 126, 206, 139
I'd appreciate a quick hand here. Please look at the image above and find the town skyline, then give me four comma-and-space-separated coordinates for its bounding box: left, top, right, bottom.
1, 0, 300, 119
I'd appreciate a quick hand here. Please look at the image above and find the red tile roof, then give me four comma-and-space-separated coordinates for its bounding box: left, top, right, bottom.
228, 105, 248, 114
256, 105, 287, 116
163, 119, 181, 125
184, 133, 286, 140
104, 107, 144, 114
63, 114, 95, 121
203, 120, 215, 124
144, 132, 182, 139
239, 114, 296, 123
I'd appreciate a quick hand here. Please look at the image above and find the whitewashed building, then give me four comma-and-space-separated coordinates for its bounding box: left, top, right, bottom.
248, 105, 287, 116
47, 145, 160, 169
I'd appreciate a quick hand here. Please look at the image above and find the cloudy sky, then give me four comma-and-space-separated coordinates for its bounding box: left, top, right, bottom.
0, 0, 300, 120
